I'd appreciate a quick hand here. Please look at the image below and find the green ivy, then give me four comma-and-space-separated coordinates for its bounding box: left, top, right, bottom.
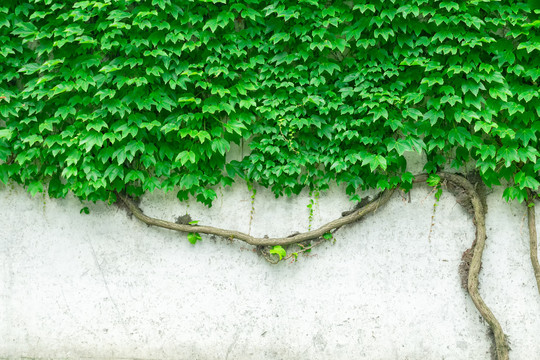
0, 0, 539, 206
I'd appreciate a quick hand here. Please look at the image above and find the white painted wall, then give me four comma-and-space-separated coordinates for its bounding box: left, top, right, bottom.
1, 181, 540, 360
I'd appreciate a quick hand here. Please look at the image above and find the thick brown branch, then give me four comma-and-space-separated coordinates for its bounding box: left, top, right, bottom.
527, 189, 540, 294
119, 173, 509, 359
416, 172, 509, 360
117, 189, 394, 247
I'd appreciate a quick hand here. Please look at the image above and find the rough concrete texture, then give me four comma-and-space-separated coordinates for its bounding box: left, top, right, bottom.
1, 181, 540, 360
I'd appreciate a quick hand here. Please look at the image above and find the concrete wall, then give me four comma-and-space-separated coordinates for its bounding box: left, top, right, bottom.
1, 180, 540, 360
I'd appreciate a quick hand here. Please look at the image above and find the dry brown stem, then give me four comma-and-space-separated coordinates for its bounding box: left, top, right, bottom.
416, 172, 509, 360
117, 189, 394, 247
527, 189, 540, 294
119, 173, 509, 359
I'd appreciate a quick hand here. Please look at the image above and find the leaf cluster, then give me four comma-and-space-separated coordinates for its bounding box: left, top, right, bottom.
0, 0, 539, 205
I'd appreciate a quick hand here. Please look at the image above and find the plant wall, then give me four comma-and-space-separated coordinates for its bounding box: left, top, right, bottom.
0, 0, 539, 206
2, 3, 540, 358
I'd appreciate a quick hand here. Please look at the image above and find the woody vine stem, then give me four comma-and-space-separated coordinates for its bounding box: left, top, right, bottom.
527, 189, 540, 295
119, 172, 516, 360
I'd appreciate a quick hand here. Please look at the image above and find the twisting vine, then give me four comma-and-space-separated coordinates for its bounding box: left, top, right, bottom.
1, 2, 539, 359
119, 172, 509, 359
416, 173, 509, 360
118, 188, 394, 247
527, 189, 540, 294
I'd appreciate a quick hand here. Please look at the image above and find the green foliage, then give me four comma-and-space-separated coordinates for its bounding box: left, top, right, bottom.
269, 245, 286, 260
426, 174, 441, 188
187, 232, 202, 244
307, 189, 319, 231
1, 1, 539, 205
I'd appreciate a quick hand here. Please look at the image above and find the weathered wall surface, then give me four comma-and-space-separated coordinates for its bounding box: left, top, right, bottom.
1, 181, 540, 360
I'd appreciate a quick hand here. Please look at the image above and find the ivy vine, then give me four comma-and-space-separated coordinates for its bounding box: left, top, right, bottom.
1, 1, 540, 359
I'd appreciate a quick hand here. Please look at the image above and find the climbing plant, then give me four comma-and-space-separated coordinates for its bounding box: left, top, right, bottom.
1, 1, 540, 358
1, 0, 539, 205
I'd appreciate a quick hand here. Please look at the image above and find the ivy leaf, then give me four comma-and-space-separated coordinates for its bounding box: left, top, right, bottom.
179, 174, 200, 190
369, 107, 389, 121
515, 172, 540, 190
242, 8, 262, 21
28, 181, 43, 197
424, 110, 443, 126
408, 137, 425, 154
224, 120, 247, 136
269, 245, 286, 260
187, 232, 202, 244
143, 177, 161, 192
518, 146, 539, 163
401, 172, 415, 184
211, 138, 230, 155
515, 129, 537, 146
364, 154, 388, 171
502, 187, 527, 203
125, 170, 145, 183
426, 174, 441, 187
125, 140, 145, 156
497, 147, 519, 167
489, 86, 512, 101
474, 121, 498, 134
501, 102, 525, 116
318, 62, 341, 75
477, 145, 497, 161
448, 127, 471, 146
175, 151, 197, 165
461, 82, 484, 96
79, 132, 104, 152
112, 148, 127, 165
0, 129, 14, 140
387, 139, 410, 155
104, 164, 124, 182
197, 188, 217, 205
61, 166, 78, 180
477, 159, 496, 174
